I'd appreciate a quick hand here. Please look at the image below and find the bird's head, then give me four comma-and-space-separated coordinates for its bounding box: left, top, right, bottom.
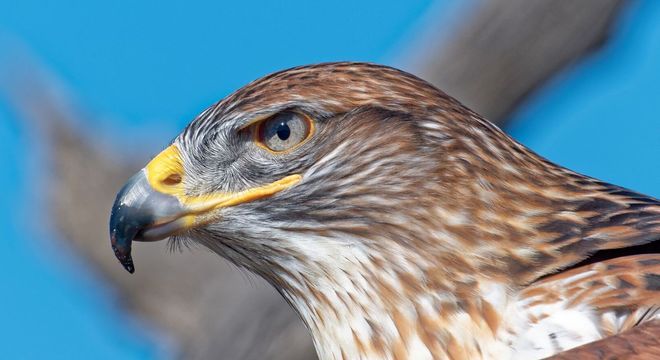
110, 62, 566, 289
110, 63, 455, 273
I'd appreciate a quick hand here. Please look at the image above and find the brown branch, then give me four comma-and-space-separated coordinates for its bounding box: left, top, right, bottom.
416, 0, 627, 125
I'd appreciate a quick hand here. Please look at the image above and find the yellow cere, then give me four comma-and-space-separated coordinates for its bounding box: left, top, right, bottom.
146, 144, 186, 197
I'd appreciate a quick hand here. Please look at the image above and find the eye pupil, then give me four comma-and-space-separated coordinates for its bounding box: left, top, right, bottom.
276, 122, 290, 140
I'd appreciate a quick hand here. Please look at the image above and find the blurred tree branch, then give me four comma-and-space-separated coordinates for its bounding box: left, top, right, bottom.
417, 0, 626, 124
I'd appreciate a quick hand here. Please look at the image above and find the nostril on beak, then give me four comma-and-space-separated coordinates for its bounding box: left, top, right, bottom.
162, 173, 182, 186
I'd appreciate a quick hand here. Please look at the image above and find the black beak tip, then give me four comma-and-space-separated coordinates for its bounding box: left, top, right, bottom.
112, 240, 135, 274
124, 263, 135, 274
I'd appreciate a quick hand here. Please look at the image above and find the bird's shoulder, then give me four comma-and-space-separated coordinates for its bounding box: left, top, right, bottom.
509, 254, 660, 357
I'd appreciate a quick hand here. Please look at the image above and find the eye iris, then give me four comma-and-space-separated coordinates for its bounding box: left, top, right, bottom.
276, 122, 290, 140
257, 111, 311, 152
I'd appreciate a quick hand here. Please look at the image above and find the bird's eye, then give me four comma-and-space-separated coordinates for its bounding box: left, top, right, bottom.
256, 111, 312, 152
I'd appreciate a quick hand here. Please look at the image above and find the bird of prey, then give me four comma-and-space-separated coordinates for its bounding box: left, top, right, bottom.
109, 62, 659, 359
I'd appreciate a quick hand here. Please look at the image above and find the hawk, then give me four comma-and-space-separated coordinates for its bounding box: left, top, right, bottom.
109, 63, 660, 359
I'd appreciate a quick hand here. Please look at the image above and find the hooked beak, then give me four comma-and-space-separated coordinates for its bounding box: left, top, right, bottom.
109, 144, 301, 273
109, 170, 189, 273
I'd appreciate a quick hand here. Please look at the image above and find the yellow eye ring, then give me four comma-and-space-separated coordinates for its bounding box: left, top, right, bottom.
253, 111, 315, 154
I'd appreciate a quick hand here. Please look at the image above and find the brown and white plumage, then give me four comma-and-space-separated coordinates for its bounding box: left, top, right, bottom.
109, 62, 660, 359
550, 319, 660, 359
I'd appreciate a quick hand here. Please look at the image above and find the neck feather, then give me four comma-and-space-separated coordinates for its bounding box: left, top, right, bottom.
267, 238, 513, 360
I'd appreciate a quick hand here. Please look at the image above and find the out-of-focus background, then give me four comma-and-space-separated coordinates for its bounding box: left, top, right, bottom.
0, 0, 658, 359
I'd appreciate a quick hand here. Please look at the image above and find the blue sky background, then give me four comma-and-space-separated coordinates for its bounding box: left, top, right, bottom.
0, 0, 443, 358
0, 0, 658, 358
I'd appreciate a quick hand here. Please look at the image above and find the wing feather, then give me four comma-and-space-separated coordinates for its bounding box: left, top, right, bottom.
549, 319, 660, 359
